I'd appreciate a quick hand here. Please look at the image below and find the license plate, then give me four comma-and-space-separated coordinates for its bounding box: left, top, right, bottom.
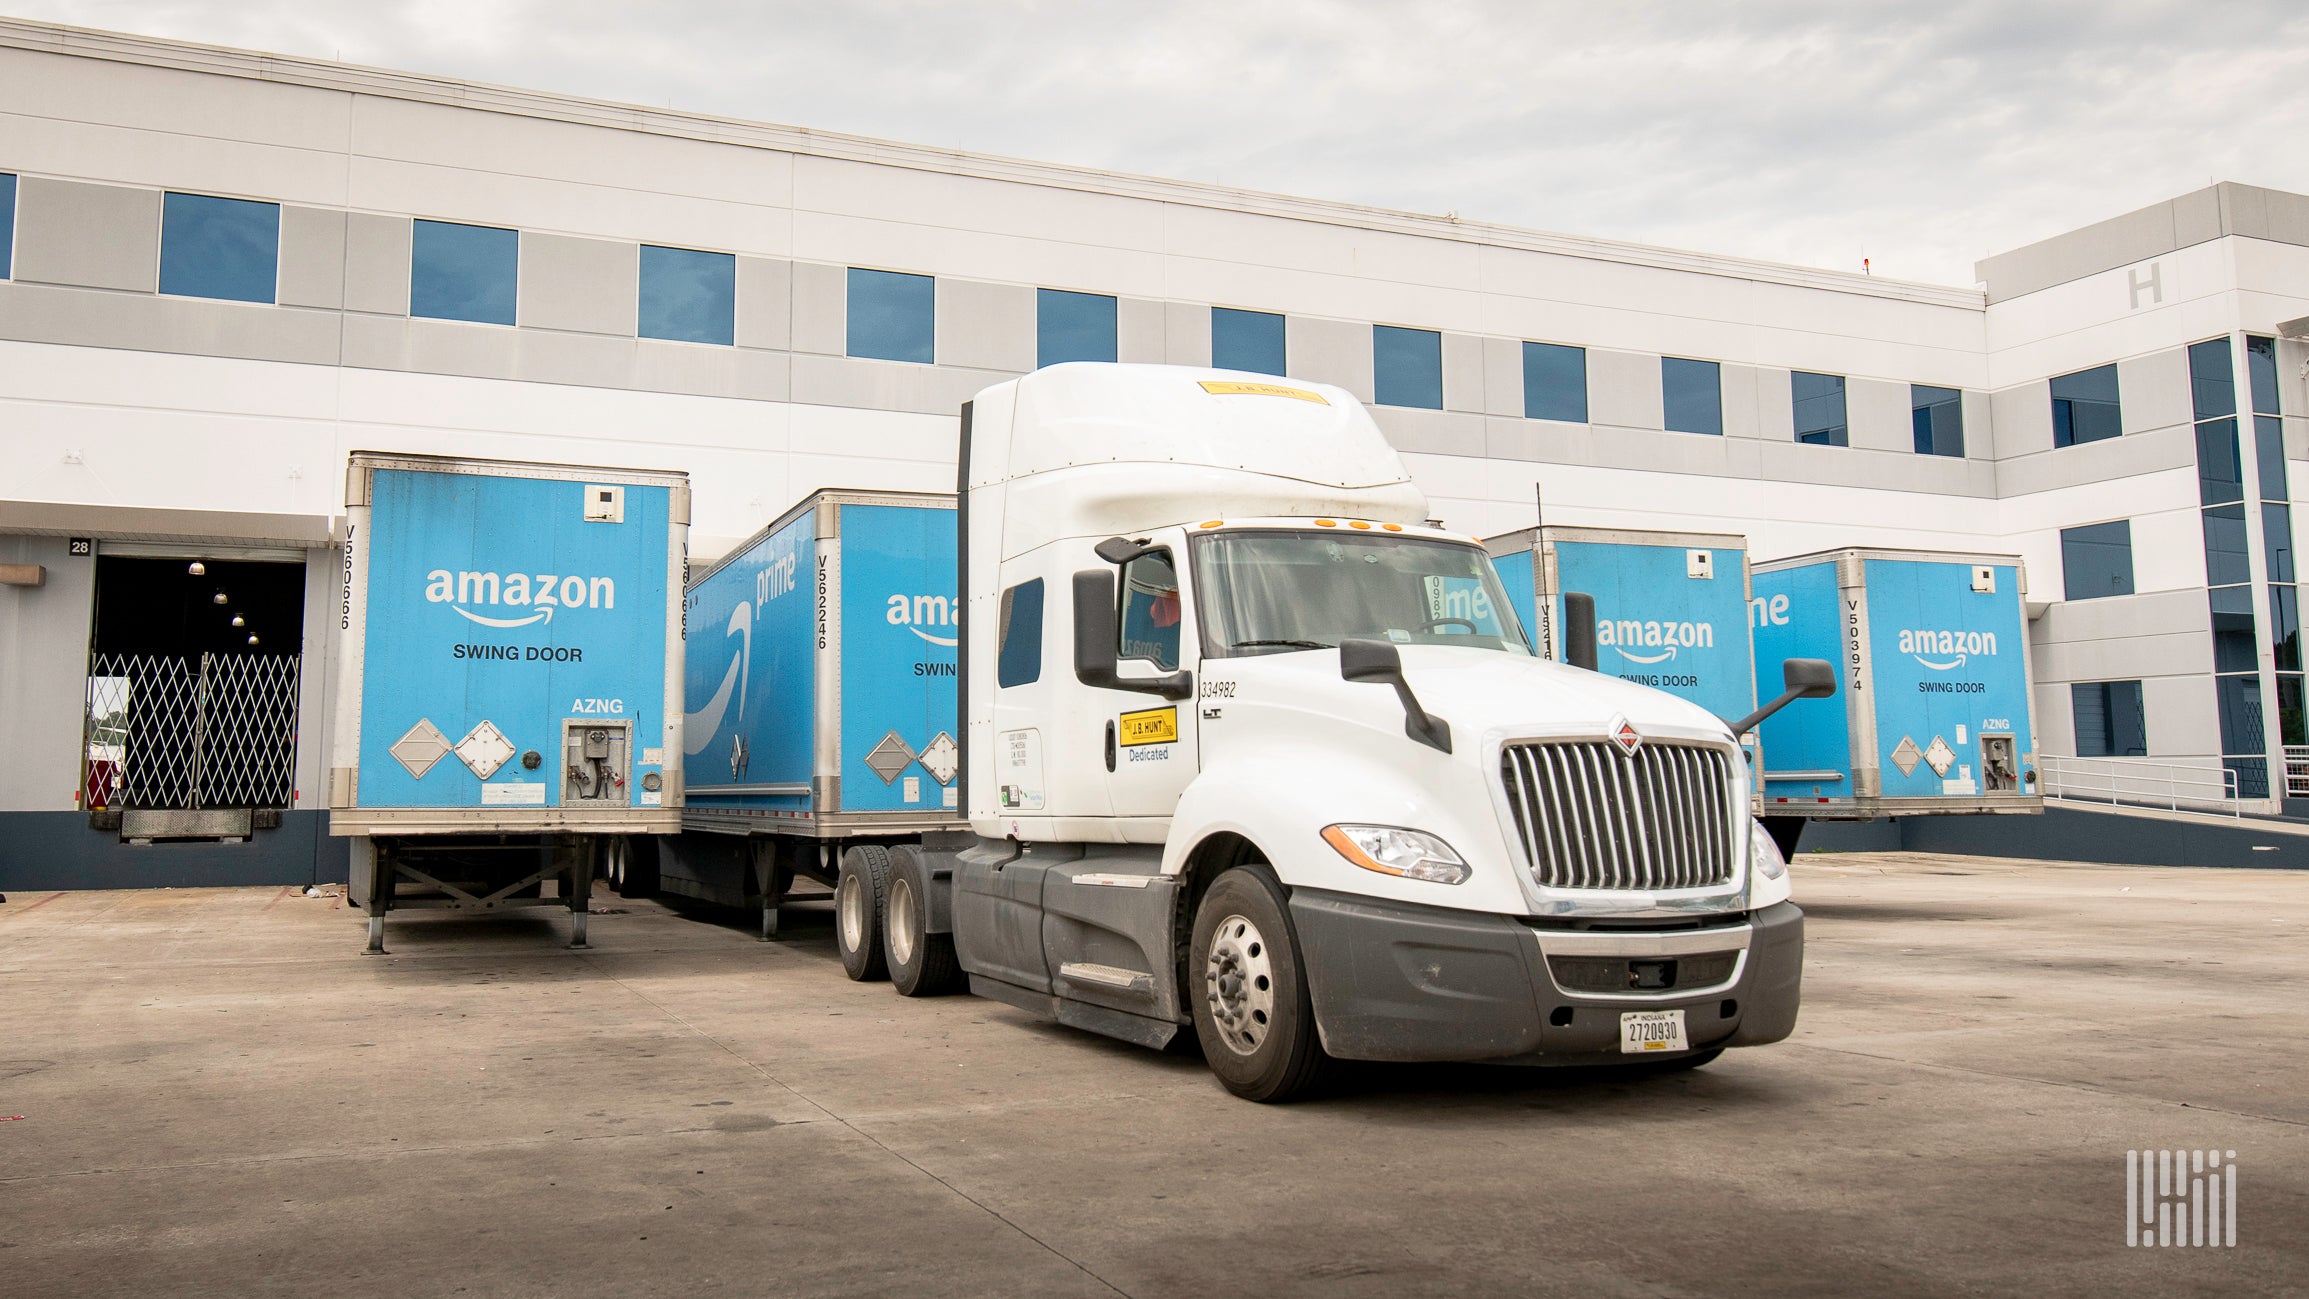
1619, 1008, 1688, 1054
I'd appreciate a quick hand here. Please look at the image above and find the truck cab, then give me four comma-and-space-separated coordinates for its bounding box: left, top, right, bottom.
867, 364, 1817, 1101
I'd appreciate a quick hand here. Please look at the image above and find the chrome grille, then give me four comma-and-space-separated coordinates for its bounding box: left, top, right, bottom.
1500, 740, 1736, 891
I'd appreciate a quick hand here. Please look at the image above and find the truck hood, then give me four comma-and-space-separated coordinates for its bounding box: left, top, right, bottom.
1206, 644, 1736, 748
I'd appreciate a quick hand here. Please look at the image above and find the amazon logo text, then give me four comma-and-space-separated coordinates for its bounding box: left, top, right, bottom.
888, 593, 958, 647
1898, 627, 1996, 671
426, 569, 615, 629
1599, 617, 1714, 665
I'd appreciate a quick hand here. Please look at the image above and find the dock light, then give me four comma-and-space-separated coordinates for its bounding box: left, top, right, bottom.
246, 634, 259, 646
187, 561, 206, 576
231, 615, 245, 627
1322, 824, 1469, 884
212, 591, 228, 605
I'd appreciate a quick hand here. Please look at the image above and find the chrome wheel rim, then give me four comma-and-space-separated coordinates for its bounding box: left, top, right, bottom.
1203, 912, 1276, 1056
838, 869, 867, 954
888, 875, 918, 967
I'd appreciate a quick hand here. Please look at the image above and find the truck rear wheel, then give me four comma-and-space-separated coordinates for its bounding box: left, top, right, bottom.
1189, 867, 1329, 1102
884, 844, 963, 997
836, 845, 891, 981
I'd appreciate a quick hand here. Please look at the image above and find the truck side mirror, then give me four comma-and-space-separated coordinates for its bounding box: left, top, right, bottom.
1073, 569, 1192, 700
1339, 639, 1451, 754
1726, 657, 1838, 738
1562, 592, 1598, 671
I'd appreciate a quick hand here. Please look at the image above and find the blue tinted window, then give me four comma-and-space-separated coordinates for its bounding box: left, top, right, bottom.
2071, 680, 2147, 757
1373, 326, 1442, 409
411, 220, 517, 325
2210, 584, 2259, 672
2271, 585, 2301, 673
2196, 418, 2243, 505
2050, 364, 2121, 447
1522, 342, 1587, 423
158, 192, 279, 304
2247, 335, 2279, 415
2266, 502, 2295, 583
2060, 520, 2134, 600
997, 579, 1044, 687
638, 246, 734, 346
0, 173, 15, 280
2203, 504, 2252, 586
1037, 289, 1117, 368
2188, 338, 2235, 420
1792, 372, 1847, 446
1211, 308, 1285, 376
2224, 754, 2270, 800
1912, 385, 1964, 456
1662, 358, 1722, 435
2281, 673, 2306, 747
2257, 416, 2287, 501
847, 267, 933, 363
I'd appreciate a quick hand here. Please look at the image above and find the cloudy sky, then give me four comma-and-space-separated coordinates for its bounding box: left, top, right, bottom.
14, 1, 2309, 284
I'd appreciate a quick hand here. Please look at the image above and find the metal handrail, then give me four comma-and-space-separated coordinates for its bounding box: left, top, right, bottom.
2285, 745, 2309, 798
2038, 755, 2241, 817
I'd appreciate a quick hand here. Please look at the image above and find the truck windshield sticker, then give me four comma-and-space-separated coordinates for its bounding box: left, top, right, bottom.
1197, 380, 1328, 404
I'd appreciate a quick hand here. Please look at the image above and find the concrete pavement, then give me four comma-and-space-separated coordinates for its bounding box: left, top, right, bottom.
0, 854, 2302, 1296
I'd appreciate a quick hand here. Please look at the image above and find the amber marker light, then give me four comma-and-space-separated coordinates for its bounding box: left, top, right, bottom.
1200, 520, 1223, 529
1349, 521, 1371, 530
1315, 519, 1337, 527
1383, 524, 1403, 532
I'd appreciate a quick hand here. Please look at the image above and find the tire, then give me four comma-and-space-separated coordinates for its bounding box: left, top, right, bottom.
835, 845, 892, 982
884, 844, 963, 997
1188, 866, 1330, 1102
616, 835, 660, 899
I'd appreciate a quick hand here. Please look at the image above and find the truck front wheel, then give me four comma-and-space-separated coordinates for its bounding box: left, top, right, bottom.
1190, 867, 1329, 1102
835, 845, 891, 981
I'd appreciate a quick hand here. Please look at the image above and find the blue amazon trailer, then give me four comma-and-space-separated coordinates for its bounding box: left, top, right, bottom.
663, 490, 964, 937
1749, 547, 2042, 828
329, 452, 690, 953
1485, 525, 1760, 732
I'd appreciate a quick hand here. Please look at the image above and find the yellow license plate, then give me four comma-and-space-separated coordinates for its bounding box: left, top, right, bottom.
1117, 707, 1178, 746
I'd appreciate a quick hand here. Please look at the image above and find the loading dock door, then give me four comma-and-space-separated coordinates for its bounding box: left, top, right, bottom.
83, 556, 306, 831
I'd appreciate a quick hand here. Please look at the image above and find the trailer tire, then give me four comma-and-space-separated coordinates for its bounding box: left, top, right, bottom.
884, 844, 962, 996
614, 836, 660, 898
836, 845, 892, 982
1189, 866, 1329, 1103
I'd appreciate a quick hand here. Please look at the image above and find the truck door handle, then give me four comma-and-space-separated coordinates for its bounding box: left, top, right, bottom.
1105, 720, 1117, 772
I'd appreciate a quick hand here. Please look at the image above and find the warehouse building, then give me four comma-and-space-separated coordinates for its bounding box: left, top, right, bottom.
1, 18, 2306, 887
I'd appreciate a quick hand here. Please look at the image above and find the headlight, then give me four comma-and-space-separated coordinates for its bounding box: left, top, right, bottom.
1750, 820, 1787, 880
1321, 824, 1470, 884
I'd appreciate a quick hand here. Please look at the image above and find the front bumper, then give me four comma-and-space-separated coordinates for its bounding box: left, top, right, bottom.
1288, 890, 1802, 1064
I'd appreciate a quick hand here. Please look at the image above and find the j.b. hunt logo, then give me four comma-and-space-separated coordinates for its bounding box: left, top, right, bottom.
1898, 626, 1997, 671
1599, 617, 1714, 665
425, 568, 615, 628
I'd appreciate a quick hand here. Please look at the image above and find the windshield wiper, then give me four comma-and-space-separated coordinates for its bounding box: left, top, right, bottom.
1231, 639, 1331, 650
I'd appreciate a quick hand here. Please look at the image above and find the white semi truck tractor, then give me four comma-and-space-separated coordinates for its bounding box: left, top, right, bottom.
847, 363, 1832, 1101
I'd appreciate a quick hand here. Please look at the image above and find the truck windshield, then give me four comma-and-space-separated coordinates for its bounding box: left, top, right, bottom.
1193, 530, 1530, 657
